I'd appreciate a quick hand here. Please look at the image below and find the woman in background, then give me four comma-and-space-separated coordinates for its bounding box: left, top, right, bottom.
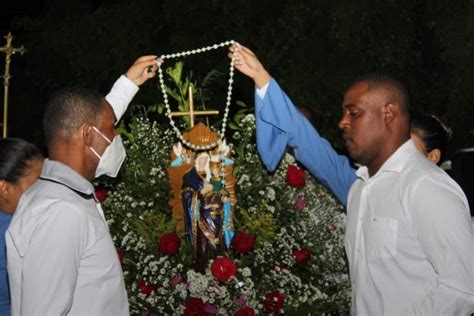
0, 138, 43, 316
410, 112, 452, 166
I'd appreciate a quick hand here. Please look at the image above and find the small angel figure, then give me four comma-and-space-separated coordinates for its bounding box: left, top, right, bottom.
217, 140, 234, 166
171, 142, 190, 167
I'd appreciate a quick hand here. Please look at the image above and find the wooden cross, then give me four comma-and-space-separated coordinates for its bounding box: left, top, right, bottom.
170, 86, 219, 127
0, 32, 27, 138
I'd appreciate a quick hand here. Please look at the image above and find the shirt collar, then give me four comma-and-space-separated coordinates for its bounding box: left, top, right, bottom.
40, 158, 96, 199
355, 139, 418, 182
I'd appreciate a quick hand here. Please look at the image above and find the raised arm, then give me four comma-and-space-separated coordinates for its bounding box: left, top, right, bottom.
230, 44, 356, 205
106, 55, 161, 122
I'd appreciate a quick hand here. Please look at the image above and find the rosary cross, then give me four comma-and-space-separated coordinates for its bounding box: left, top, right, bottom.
170, 86, 219, 128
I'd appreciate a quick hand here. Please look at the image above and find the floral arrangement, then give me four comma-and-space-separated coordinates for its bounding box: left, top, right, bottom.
100, 64, 350, 315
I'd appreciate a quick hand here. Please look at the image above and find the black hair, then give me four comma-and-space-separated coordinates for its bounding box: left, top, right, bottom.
351, 73, 411, 116
0, 138, 43, 184
43, 86, 105, 148
410, 112, 452, 163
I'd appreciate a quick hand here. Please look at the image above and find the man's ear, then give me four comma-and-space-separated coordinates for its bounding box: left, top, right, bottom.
382, 102, 397, 125
0, 180, 10, 202
427, 149, 441, 165
81, 123, 95, 147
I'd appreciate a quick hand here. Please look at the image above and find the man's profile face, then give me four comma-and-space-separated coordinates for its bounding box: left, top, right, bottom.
338, 81, 386, 167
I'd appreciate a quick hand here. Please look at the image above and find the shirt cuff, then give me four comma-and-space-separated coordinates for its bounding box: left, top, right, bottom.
105, 75, 139, 122
256, 82, 270, 100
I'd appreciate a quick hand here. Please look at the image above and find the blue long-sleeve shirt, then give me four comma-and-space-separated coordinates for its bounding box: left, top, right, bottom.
255, 78, 356, 206
0, 211, 12, 316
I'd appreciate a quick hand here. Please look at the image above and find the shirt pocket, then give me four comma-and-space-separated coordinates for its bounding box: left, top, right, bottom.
364, 215, 398, 261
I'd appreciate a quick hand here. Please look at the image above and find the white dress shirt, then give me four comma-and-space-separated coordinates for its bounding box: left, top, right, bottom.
6, 75, 138, 315
346, 140, 474, 315
106, 74, 139, 122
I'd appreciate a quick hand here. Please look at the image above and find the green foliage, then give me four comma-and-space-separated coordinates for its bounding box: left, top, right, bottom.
238, 209, 277, 245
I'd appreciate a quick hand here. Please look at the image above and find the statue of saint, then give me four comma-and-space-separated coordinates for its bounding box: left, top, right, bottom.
168, 126, 236, 270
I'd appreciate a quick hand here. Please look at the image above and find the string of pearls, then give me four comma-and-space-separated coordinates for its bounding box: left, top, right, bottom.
158, 40, 238, 150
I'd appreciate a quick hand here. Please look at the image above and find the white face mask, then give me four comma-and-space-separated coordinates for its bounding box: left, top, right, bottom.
89, 126, 126, 178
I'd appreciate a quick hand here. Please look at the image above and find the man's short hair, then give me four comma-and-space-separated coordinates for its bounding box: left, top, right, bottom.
351, 73, 411, 116
43, 87, 105, 147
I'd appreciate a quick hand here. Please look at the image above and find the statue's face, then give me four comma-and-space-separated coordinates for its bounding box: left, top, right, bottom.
210, 164, 220, 177
195, 154, 209, 172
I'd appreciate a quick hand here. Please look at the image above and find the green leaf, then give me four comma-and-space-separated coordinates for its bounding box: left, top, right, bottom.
228, 122, 239, 130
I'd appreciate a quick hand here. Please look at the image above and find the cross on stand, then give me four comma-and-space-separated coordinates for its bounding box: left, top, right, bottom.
170, 86, 219, 128
0, 32, 27, 138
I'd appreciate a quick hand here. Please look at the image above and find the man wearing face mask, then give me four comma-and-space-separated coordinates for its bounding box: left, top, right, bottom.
6, 55, 159, 316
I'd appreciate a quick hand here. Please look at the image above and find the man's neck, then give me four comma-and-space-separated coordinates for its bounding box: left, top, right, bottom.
49, 146, 93, 182
367, 135, 410, 177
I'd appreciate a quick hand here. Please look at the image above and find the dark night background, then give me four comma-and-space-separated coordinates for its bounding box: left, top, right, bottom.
1, 0, 474, 158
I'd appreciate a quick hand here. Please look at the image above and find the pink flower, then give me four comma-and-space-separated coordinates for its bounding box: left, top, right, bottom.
294, 195, 307, 210
170, 275, 182, 287
234, 295, 246, 307
204, 302, 217, 313
327, 224, 337, 234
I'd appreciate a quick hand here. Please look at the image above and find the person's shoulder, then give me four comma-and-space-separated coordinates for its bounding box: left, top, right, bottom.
401, 154, 468, 204
402, 153, 448, 180
15, 179, 91, 223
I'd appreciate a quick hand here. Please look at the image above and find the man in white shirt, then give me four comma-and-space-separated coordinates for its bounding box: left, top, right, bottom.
7, 55, 159, 315
230, 45, 474, 315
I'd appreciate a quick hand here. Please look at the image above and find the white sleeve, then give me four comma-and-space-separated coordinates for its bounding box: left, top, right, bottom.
105, 75, 139, 123
20, 203, 87, 315
256, 82, 270, 100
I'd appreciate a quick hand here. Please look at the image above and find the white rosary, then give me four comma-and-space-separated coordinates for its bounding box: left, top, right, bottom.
157, 40, 238, 150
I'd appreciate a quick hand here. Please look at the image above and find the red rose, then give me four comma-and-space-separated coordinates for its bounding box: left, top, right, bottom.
232, 232, 256, 254
95, 187, 108, 203
184, 297, 207, 316
138, 280, 156, 296
158, 232, 181, 255
292, 248, 311, 265
286, 165, 306, 188
211, 257, 238, 282
235, 306, 256, 316
262, 291, 285, 313
117, 250, 125, 264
